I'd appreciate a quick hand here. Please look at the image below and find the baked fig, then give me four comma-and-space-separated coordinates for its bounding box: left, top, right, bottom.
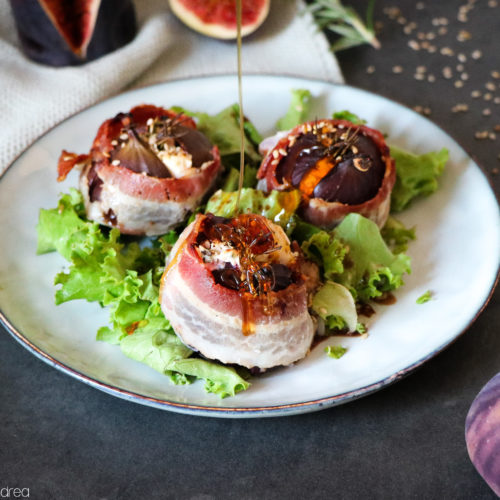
168, 0, 270, 39
465, 372, 500, 496
8, 0, 136, 66
257, 119, 396, 229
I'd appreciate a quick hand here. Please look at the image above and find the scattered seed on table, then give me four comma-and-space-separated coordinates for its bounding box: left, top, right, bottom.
461, 72, 469, 81
428, 74, 436, 82
455, 80, 464, 88
366, 65, 376, 74
493, 168, 499, 175
471, 90, 482, 98
458, 53, 467, 62
416, 2, 425, 9
485, 82, 496, 91
483, 108, 492, 116
438, 27, 448, 35
457, 30, 471, 41
393, 66, 404, 74
441, 47, 454, 56
484, 93, 493, 101
443, 67, 453, 79
489, 132, 497, 140
494, 125, 500, 132
457, 64, 465, 71
414, 73, 425, 81
471, 50, 482, 59
475, 131, 489, 139
492, 71, 500, 79
452, 103, 469, 112
488, 0, 498, 7
408, 40, 420, 50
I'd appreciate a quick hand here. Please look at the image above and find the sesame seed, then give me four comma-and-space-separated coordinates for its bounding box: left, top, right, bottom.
491, 71, 500, 79
426, 32, 436, 40
456, 64, 465, 72
485, 82, 496, 91
461, 72, 469, 81
493, 168, 499, 175
471, 50, 482, 60
278, 149, 287, 156
414, 73, 425, 81
441, 47, 454, 56
416, 65, 427, 73
393, 66, 404, 74
457, 30, 471, 41
427, 45, 437, 53
471, 90, 482, 98
488, 0, 498, 6
397, 16, 407, 25
366, 65, 376, 74
111, 140, 118, 146
416, 2, 425, 9
417, 32, 426, 40
452, 103, 469, 112
119, 133, 128, 141
272, 150, 279, 159
442, 67, 453, 79
454, 80, 464, 88
488, 132, 497, 140
111, 159, 120, 166
483, 108, 492, 116
457, 53, 467, 63
428, 74, 436, 82
146, 118, 153, 126
438, 27, 448, 35
494, 125, 500, 132
423, 107, 432, 116
484, 93, 493, 101
408, 40, 420, 50
403, 25, 413, 35
495, 97, 500, 104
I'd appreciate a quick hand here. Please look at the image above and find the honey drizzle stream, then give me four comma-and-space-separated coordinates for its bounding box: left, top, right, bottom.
235, 0, 245, 213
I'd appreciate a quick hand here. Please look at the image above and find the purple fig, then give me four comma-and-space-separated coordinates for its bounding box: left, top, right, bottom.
465, 372, 500, 496
8, 0, 136, 66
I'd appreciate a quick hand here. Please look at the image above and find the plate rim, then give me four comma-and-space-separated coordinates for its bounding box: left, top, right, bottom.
1, 74, 499, 418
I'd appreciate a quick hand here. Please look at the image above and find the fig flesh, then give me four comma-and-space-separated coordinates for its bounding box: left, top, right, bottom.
168, 0, 270, 39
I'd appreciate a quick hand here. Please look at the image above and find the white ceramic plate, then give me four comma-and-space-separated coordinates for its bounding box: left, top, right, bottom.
1, 75, 499, 417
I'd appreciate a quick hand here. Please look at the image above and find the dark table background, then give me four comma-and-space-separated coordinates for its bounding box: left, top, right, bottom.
1, 1, 499, 498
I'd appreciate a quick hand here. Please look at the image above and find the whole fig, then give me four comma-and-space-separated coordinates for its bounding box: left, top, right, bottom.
465, 372, 500, 496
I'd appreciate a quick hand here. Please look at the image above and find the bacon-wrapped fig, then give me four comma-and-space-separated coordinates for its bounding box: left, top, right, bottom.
159, 213, 316, 370
57, 105, 221, 236
257, 119, 396, 229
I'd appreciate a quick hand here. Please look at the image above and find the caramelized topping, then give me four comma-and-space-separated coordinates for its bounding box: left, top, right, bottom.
276, 122, 386, 205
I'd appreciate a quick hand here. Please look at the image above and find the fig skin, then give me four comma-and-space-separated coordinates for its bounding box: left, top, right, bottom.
168, 0, 270, 40
465, 372, 500, 496
9, 0, 137, 66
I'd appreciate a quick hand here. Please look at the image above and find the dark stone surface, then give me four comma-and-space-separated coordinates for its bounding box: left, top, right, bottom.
1, 1, 499, 498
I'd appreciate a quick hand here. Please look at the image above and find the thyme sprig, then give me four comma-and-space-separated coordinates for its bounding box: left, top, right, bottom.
307, 0, 380, 52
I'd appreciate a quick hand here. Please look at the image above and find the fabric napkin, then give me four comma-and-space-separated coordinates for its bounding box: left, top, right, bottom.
0, 0, 343, 175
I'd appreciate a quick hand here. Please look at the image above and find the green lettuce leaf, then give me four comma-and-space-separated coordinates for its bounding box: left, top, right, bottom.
381, 216, 416, 254
301, 230, 348, 281
332, 110, 367, 124
205, 188, 301, 235
324, 345, 347, 359
312, 281, 358, 332
390, 146, 448, 212
333, 214, 411, 302
276, 89, 312, 130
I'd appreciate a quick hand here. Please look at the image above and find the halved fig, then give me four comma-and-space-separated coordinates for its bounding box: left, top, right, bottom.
257, 119, 396, 229
168, 0, 270, 39
159, 213, 316, 369
57, 104, 221, 236
9, 0, 136, 66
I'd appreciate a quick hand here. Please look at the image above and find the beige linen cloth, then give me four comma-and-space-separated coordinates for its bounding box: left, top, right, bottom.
0, 0, 343, 175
